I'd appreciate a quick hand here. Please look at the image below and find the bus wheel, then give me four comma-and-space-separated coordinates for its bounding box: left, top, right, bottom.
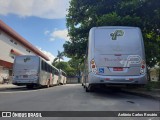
26, 85, 34, 89
85, 86, 89, 92
86, 85, 94, 92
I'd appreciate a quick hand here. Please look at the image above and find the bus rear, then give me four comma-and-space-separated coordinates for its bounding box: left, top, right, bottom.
87, 27, 147, 87
12, 56, 40, 87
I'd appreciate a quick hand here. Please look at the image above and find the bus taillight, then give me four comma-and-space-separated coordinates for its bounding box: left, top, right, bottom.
90, 59, 97, 74
141, 65, 145, 69
92, 65, 95, 68
105, 78, 110, 80
140, 60, 146, 74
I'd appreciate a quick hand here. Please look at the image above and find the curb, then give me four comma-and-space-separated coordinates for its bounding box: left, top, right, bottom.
0, 84, 18, 89
122, 89, 160, 101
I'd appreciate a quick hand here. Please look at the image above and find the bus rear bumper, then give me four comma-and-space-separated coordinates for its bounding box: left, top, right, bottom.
12, 79, 38, 86
88, 73, 147, 85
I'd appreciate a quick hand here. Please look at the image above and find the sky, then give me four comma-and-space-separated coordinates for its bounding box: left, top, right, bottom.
0, 0, 71, 63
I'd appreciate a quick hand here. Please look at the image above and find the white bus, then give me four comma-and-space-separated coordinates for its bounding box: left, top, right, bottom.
62, 70, 67, 84
83, 26, 147, 92
12, 55, 60, 88
59, 69, 67, 85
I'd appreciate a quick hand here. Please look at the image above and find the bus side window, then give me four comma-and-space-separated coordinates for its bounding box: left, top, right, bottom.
55, 69, 57, 75
52, 68, 55, 74
55, 70, 57, 75
46, 64, 49, 72
41, 61, 45, 71
49, 66, 52, 73
44, 62, 46, 71
41, 61, 43, 70
55, 70, 58, 75
44, 62, 47, 72
47, 64, 49, 72
50, 67, 52, 73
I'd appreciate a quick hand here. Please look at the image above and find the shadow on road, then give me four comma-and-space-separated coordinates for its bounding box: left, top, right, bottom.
84, 87, 144, 100
0, 86, 45, 92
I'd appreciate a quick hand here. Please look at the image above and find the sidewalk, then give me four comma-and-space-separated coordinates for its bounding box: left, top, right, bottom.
122, 88, 160, 100
0, 84, 18, 89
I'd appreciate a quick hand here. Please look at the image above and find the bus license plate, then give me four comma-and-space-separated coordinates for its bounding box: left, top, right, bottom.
23, 75, 28, 78
113, 67, 123, 71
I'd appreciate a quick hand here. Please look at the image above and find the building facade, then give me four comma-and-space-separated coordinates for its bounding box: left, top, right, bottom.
0, 20, 49, 83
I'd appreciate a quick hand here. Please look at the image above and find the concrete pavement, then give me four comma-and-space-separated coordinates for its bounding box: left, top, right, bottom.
0, 83, 159, 100
122, 88, 160, 100
0, 84, 159, 120
0, 84, 159, 109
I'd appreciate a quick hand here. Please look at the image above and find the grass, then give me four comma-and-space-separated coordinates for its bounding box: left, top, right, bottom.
144, 81, 160, 91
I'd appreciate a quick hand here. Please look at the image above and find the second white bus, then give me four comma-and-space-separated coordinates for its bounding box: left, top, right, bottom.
12, 55, 60, 88
59, 69, 67, 85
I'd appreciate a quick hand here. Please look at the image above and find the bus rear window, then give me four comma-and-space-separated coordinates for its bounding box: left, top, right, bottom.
94, 28, 142, 54
15, 56, 39, 69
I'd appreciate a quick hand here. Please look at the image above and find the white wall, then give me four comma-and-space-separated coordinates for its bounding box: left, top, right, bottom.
0, 30, 38, 83
0, 31, 36, 63
0, 66, 9, 83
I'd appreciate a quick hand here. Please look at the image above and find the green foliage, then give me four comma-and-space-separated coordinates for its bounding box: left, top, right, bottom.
64, 0, 160, 69
68, 58, 84, 76
145, 81, 160, 91
53, 51, 64, 64
97, 13, 141, 26
53, 61, 76, 77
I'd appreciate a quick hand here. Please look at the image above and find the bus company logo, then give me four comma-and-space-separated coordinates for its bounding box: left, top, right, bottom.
24, 57, 31, 62
110, 30, 124, 40
120, 55, 142, 67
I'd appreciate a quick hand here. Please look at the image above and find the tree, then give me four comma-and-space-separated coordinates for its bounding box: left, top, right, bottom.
158, 66, 160, 81
64, 0, 160, 75
53, 61, 76, 77
53, 51, 64, 65
68, 58, 85, 82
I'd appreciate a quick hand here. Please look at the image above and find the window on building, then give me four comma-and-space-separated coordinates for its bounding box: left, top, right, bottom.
26, 49, 31, 53
9, 70, 12, 76
14, 42, 17, 45
10, 39, 18, 45
10, 39, 13, 43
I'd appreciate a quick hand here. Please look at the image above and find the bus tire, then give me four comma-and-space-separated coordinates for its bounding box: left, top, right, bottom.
85, 86, 89, 92
85, 85, 94, 92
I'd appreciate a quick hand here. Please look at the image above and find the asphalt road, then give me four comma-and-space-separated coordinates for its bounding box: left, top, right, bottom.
0, 84, 159, 120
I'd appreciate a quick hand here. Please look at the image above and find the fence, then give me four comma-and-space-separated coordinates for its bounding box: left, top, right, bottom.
67, 76, 81, 84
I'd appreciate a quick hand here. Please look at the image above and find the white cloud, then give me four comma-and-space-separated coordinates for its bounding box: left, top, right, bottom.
49, 38, 55, 42
36, 46, 55, 64
44, 30, 50, 35
0, 0, 70, 19
50, 29, 69, 41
